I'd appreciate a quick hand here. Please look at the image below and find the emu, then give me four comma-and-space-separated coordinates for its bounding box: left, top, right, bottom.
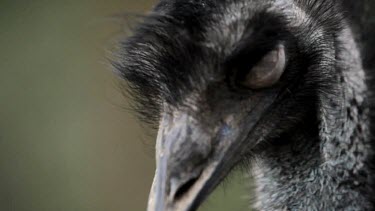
114, 0, 375, 210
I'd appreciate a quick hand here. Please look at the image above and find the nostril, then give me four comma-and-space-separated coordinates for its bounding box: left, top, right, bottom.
173, 177, 199, 200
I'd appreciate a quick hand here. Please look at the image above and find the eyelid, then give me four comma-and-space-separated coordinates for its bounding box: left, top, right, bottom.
240, 44, 286, 89
224, 42, 278, 80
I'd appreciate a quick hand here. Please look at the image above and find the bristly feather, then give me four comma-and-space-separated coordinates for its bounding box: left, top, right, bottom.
113, 0, 345, 126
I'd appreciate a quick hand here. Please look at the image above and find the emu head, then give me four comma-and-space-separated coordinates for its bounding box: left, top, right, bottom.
115, 0, 345, 210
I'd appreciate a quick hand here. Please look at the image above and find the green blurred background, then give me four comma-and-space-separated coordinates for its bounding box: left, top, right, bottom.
0, 1, 249, 211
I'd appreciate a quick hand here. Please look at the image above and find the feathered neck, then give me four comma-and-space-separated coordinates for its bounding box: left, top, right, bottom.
251, 25, 374, 210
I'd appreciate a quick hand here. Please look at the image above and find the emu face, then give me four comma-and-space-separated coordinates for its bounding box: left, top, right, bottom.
116, 0, 343, 210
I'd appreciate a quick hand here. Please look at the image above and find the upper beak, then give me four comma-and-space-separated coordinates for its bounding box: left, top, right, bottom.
147, 111, 221, 211
146, 110, 249, 211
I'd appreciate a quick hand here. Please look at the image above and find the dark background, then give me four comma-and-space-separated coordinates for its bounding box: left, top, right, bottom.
0, 1, 248, 211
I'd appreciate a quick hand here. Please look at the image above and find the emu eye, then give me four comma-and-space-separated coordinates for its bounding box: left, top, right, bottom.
241, 44, 286, 89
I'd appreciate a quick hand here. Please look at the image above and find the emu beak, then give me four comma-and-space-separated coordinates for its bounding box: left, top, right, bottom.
146, 109, 257, 210
147, 91, 276, 211
147, 111, 222, 211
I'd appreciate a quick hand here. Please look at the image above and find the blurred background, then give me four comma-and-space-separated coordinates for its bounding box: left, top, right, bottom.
0, 1, 249, 210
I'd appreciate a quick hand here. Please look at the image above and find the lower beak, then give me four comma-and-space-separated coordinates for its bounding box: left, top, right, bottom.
148, 158, 222, 211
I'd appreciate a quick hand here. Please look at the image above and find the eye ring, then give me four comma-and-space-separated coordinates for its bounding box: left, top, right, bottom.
240, 44, 286, 89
